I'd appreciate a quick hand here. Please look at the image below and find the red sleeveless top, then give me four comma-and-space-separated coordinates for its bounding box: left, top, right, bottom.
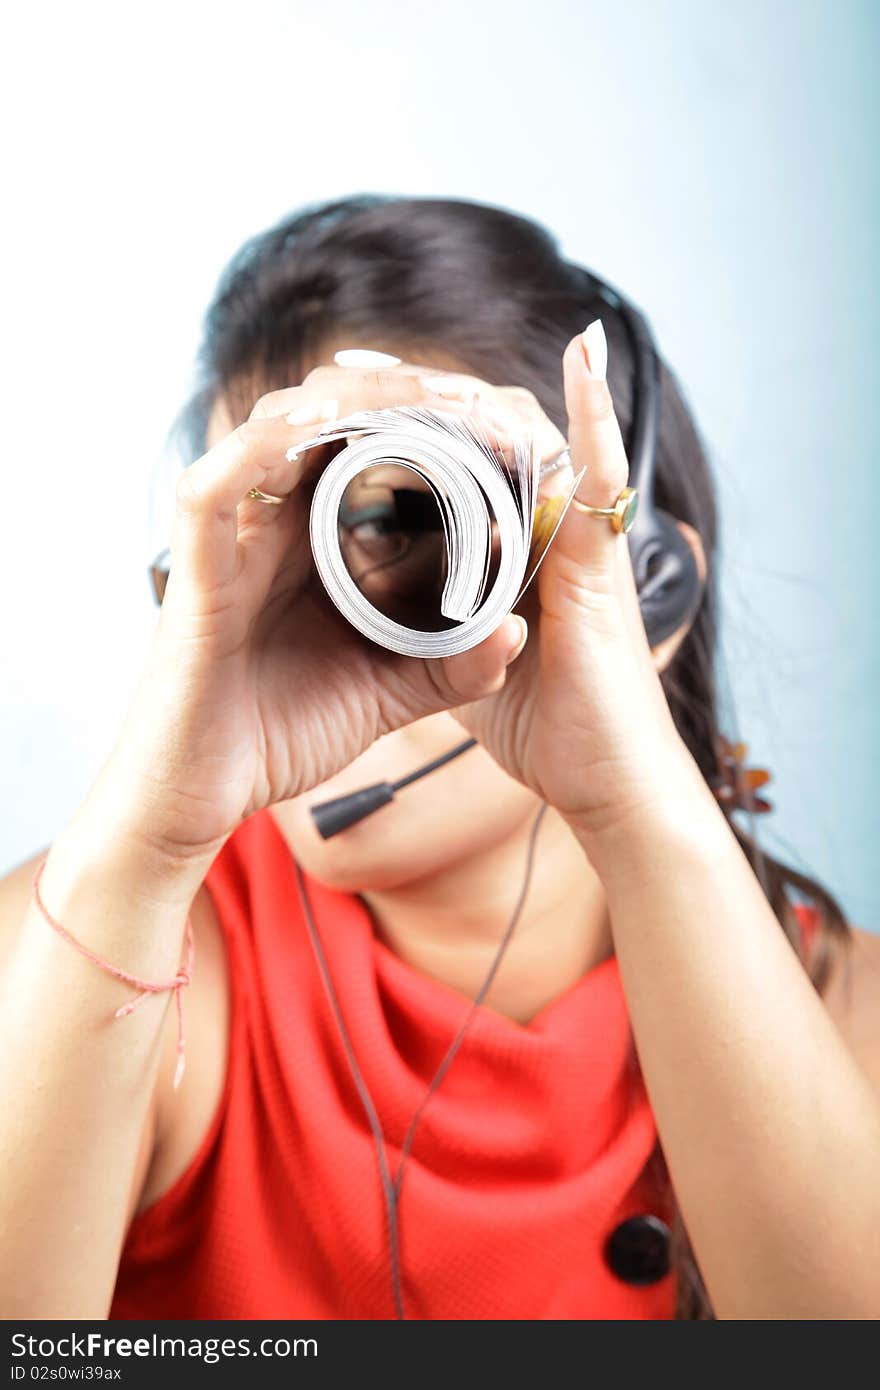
109, 808, 811, 1321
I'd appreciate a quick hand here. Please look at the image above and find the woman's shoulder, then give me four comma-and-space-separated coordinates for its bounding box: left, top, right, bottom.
822, 925, 880, 1097
0, 846, 46, 941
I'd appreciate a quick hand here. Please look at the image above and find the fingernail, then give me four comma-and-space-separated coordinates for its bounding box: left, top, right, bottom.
581, 320, 608, 381
286, 398, 339, 426
315, 399, 341, 433
333, 348, 401, 368
421, 376, 471, 401
505, 616, 529, 665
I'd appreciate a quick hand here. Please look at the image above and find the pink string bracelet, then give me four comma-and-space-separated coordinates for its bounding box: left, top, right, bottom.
32, 856, 195, 1090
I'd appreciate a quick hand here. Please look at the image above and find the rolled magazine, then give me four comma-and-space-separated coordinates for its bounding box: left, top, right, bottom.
298, 405, 580, 658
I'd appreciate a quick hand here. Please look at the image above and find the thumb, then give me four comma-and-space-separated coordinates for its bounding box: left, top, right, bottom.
557, 319, 635, 580
442, 614, 528, 701
387, 615, 528, 717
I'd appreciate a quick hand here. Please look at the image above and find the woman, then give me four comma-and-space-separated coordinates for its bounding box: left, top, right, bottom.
2, 196, 878, 1321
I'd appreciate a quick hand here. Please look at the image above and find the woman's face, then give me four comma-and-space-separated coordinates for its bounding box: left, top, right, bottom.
206, 343, 546, 893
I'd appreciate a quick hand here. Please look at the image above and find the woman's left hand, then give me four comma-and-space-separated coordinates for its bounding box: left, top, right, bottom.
423, 325, 700, 840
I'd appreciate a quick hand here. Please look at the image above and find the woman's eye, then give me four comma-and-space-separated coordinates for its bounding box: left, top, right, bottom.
338, 494, 400, 538
349, 516, 401, 542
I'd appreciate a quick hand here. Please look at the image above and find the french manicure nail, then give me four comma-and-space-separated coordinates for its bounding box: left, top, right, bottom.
421, 376, 470, 400
334, 348, 401, 368
581, 320, 608, 381
315, 398, 340, 432
285, 398, 339, 426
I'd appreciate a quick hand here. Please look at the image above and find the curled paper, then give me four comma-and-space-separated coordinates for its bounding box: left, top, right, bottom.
300, 406, 581, 658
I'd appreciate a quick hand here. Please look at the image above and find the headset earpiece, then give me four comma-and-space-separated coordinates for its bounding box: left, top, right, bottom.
628, 506, 703, 648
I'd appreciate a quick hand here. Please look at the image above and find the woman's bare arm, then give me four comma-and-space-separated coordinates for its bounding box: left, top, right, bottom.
0, 791, 210, 1319
574, 773, 880, 1320
824, 927, 880, 1094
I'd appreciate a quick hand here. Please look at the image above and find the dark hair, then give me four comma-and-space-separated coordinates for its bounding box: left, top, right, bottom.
177, 194, 850, 1319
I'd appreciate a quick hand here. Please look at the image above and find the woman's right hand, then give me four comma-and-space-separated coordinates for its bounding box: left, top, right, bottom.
95, 367, 526, 870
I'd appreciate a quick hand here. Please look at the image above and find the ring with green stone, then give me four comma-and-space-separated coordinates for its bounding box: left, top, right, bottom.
573, 486, 639, 534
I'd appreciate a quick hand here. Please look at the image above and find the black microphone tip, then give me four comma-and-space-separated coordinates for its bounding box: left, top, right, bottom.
310, 782, 396, 840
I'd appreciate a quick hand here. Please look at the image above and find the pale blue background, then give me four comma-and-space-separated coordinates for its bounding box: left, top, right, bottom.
1, 0, 877, 925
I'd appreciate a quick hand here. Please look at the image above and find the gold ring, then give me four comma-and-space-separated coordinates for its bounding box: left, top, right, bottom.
572, 485, 639, 534
246, 486, 286, 505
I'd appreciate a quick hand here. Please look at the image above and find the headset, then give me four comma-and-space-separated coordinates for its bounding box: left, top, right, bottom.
148, 277, 704, 839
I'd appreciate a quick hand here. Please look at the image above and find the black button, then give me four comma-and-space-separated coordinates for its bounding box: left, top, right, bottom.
605, 1214, 671, 1286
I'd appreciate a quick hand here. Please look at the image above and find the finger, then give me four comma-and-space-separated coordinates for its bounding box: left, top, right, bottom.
384, 615, 527, 723
251, 365, 551, 450
249, 366, 472, 424
556, 320, 631, 576
436, 614, 528, 703
168, 411, 330, 600
496, 383, 566, 454
423, 375, 566, 463
233, 491, 309, 615
252, 366, 566, 481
